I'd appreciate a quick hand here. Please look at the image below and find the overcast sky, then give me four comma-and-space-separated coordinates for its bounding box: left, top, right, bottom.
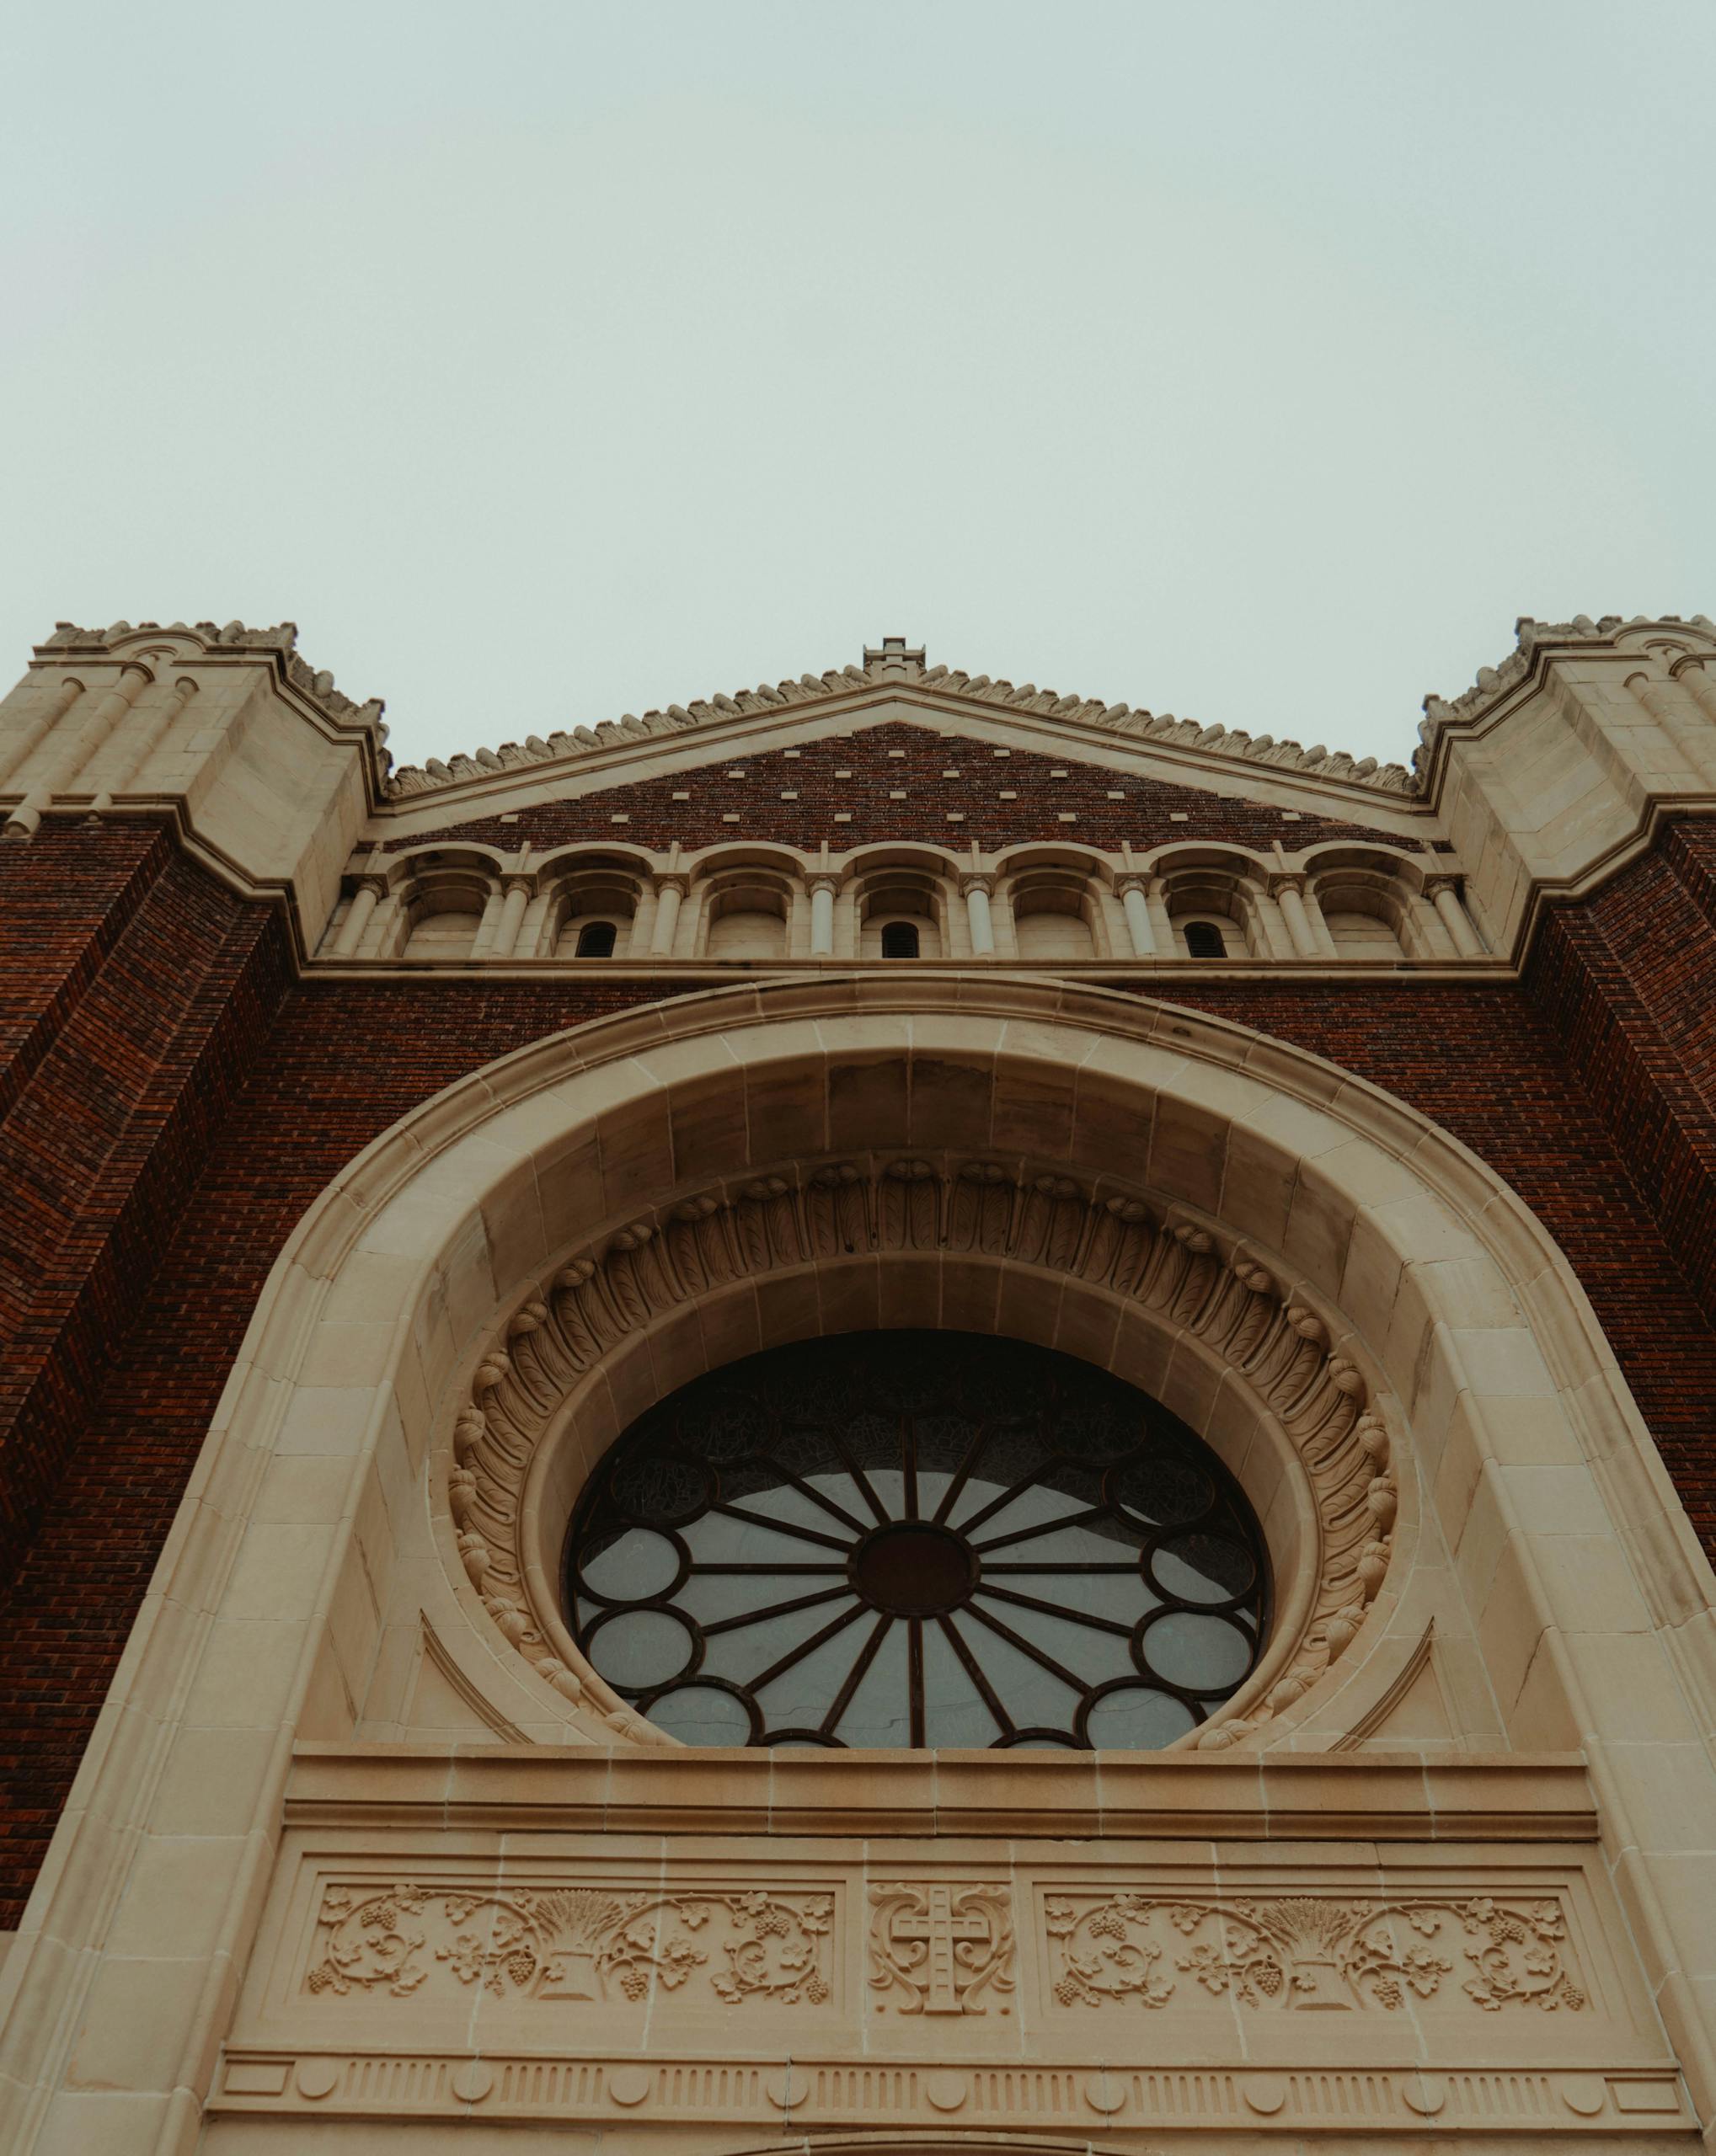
3, 3, 1712, 772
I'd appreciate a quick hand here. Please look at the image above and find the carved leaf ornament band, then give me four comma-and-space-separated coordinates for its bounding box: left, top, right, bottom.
447, 1157, 1398, 1748
308, 1882, 834, 2009
1045, 1892, 1586, 2015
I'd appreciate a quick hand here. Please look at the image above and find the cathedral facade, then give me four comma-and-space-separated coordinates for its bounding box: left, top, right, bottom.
1, 616, 1715, 2152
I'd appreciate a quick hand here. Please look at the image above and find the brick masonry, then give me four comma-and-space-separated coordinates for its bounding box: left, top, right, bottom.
0, 809, 1713, 1922
384, 720, 1435, 857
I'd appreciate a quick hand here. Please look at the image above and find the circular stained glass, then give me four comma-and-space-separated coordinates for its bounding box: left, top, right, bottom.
563, 1331, 1270, 1749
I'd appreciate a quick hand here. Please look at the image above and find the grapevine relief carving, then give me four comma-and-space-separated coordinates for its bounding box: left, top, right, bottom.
1043, 1892, 1585, 2015
307, 1881, 834, 2009
448, 1155, 1397, 1746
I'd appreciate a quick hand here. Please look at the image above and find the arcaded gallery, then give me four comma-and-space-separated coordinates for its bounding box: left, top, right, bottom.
3, 618, 1716, 2151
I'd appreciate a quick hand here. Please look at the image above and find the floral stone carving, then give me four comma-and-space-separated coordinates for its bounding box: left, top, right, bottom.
449, 1155, 1396, 1747
307, 1882, 834, 2009
1043, 1892, 1586, 2014
869, 1882, 1017, 2015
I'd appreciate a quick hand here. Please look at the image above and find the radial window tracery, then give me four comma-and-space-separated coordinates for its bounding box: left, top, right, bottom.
564, 1331, 1270, 1749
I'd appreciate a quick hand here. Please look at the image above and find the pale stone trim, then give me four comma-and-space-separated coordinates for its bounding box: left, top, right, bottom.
284, 1741, 1600, 1839
317, 832, 1484, 973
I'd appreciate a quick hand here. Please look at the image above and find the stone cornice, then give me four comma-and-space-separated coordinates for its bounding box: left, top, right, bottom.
382, 639, 1421, 807
33, 616, 388, 752
285, 1742, 1598, 1841
1416, 611, 1716, 772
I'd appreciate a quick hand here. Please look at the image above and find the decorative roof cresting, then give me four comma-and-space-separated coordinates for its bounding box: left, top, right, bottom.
35, 619, 387, 739
381, 616, 1716, 806
382, 635, 1420, 802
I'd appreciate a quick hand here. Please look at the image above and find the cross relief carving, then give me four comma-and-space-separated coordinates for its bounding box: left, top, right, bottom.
868, 1882, 1017, 2015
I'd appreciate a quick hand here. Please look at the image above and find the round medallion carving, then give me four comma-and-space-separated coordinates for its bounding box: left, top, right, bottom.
923, 2070, 968, 2111
450, 2060, 494, 2105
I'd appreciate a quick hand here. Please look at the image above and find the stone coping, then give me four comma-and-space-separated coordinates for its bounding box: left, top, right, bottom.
286, 1744, 1596, 1842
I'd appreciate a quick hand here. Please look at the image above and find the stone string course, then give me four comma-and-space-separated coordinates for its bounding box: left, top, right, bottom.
6, 819, 1716, 1924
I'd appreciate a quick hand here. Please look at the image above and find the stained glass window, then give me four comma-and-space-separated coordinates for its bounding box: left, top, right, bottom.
564, 1331, 1270, 1749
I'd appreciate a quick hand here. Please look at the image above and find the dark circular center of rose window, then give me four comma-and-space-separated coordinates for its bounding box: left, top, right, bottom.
853, 1522, 973, 1616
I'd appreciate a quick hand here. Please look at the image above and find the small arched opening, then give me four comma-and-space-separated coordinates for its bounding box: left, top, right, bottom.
551, 867, 639, 960
1009, 869, 1099, 960
880, 920, 920, 959
1182, 919, 1230, 959
703, 879, 790, 961
400, 867, 491, 959
858, 873, 944, 959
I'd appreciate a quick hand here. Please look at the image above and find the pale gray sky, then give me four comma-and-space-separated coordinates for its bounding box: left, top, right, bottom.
3, 2, 1712, 771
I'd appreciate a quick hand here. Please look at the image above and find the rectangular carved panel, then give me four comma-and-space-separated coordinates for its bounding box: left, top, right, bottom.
217, 1816, 1683, 2143
1041, 1889, 1587, 2015
307, 1878, 836, 2012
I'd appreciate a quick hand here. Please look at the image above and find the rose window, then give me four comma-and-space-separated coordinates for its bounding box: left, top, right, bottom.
564, 1331, 1270, 1749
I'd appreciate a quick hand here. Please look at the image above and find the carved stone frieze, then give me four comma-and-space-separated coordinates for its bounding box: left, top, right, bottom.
307, 1881, 835, 2009
1043, 1891, 1586, 2015
868, 1882, 1016, 2015
446, 1155, 1397, 1747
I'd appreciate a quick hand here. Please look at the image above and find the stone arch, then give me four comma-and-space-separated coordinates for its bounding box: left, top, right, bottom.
446, 1151, 1394, 1749
188, 970, 1697, 1771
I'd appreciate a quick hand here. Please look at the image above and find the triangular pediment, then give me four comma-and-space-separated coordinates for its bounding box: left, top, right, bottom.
375, 716, 1428, 861
377, 638, 1428, 842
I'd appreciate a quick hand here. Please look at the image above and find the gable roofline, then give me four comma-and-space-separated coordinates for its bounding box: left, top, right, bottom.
382, 635, 1421, 805
381, 615, 1716, 808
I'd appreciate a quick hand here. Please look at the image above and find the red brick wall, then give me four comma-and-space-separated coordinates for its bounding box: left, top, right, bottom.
0, 810, 1713, 1924
387, 721, 1432, 857
0, 822, 295, 1584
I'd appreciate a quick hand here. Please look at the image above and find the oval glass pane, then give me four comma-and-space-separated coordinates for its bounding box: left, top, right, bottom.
578, 1527, 681, 1603
1085, 1685, 1198, 1749
1140, 1609, 1254, 1692
585, 1608, 694, 1690
647, 1684, 752, 1746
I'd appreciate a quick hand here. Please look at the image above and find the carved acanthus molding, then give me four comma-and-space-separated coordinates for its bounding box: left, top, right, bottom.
446, 1156, 1398, 1748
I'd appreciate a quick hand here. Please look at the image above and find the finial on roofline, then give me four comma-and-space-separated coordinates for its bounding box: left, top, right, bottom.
863, 636, 926, 679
